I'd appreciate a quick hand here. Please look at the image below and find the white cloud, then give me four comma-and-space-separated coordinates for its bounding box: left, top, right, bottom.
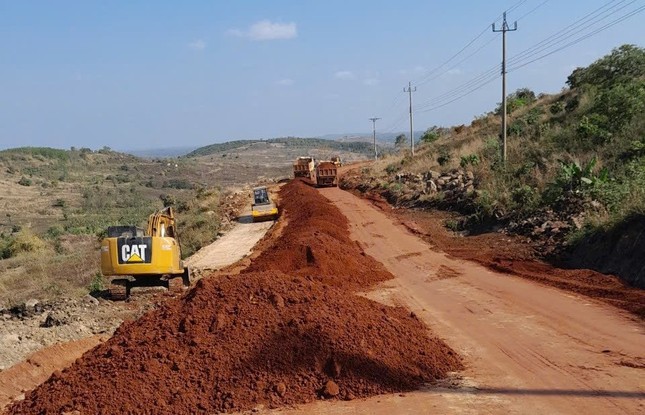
445, 68, 463, 76
334, 70, 355, 80
276, 78, 294, 86
188, 39, 206, 51
227, 20, 297, 41
363, 78, 380, 86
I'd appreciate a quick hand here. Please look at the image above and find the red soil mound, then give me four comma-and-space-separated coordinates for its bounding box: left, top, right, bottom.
245, 180, 393, 290
8, 180, 462, 414
9, 274, 462, 414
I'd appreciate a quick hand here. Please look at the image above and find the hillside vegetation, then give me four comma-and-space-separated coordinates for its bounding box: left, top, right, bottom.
0, 147, 224, 306
187, 137, 374, 158
343, 44, 645, 286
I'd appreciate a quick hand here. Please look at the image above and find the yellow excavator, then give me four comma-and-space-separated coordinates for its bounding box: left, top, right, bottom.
100, 207, 190, 300
251, 186, 278, 222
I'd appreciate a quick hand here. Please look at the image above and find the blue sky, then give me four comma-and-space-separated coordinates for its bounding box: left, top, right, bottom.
0, 0, 643, 151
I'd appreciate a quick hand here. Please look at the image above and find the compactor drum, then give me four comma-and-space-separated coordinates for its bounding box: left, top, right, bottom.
100, 207, 190, 300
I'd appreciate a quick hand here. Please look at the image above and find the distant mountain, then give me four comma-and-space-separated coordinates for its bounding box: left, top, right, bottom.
319, 131, 425, 144
124, 146, 197, 158
186, 137, 375, 158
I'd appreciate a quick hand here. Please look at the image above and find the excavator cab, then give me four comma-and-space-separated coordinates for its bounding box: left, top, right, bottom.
100, 207, 190, 300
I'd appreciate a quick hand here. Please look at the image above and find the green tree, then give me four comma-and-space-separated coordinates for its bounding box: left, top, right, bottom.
567, 44, 645, 88
395, 134, 407, 149
420, 127, 440, 143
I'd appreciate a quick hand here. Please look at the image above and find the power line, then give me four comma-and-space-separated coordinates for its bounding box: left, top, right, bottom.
516, 0, 551, 21
412, 0, 529, 87
509, 4, 645, 71
411, 0, 641, 115
418, 75, 500, 114
508, 0, 631, 66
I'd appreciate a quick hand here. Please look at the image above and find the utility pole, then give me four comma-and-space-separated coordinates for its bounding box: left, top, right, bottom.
404, 81, 417, 156
369, 117, 381, 160
493, 11, 517, 164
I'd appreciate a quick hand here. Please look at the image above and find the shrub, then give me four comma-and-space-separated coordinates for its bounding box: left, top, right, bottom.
437, 149, 452, 166
18, 176, 32, 186
385, 163, 400, 175
88, 272, 106, 295
460, 154, 480, 168
550, 101, 565, 115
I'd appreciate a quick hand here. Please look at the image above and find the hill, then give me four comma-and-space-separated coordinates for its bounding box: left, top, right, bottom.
341, 44, 645, 287
0, 147, 231, 305
186, 137, 374, 158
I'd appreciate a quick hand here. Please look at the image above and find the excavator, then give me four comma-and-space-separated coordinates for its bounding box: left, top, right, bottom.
251, 186, 278, 222
100, 207, 190, 300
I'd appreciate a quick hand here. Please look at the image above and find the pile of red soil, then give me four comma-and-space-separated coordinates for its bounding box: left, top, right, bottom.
245, 180, 393, 290
8, 180, 462, 414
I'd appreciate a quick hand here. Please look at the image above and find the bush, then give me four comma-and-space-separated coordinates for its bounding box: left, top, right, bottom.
4, 229, 47, 258
460, 154, 480, 168
88, 272, 106, 295
385, 163, 400, 175
162, 179, 193, 190
18, 176, 32, 186
437, 149, 452, 166
550, 101, 565, 115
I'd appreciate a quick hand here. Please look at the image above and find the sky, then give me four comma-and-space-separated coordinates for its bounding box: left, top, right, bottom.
0, 0, 643, 151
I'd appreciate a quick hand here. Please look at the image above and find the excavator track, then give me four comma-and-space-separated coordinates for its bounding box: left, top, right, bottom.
109, 283, 128, 301
167, 277, 184, 294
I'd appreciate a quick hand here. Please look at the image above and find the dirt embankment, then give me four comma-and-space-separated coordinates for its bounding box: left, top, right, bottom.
390, 207, 645, 319
7, 180, 462, 415
568, 213, 645, 289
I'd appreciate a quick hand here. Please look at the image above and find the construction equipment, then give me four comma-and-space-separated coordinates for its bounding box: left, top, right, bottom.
316, 161, 339, 187
251, 186, 279, 222
330, 156, 342, 167
293, 156, 316, 180
100, 207, 190, 300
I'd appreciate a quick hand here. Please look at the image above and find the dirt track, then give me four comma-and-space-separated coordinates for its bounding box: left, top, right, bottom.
296, 186, 643, 415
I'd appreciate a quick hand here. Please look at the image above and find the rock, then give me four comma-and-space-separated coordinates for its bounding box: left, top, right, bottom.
269, 294, 284, 308
275, 382, 287, 397
41, 311, 69, 328
436, 178, 446, 187
465, 185, 475, 194
83, 294, 99, 306
25, 299, 39, 309
323, 380, 340, 397
427, 180, 437, 193
466, 171, 475, 181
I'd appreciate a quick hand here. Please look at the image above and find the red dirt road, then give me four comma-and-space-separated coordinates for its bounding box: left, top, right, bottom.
295, 187, 644, 415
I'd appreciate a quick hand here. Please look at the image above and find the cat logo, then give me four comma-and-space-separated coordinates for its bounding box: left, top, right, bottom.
117, 237, 152, 264
122, 244, 147, 263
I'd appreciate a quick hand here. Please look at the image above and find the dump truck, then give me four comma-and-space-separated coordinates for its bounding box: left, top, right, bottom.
316, 161, 338, 187
293, 156, 316, 180
251, 186, 279, 222
330, 156, 342, 167
100, 207, 190, 300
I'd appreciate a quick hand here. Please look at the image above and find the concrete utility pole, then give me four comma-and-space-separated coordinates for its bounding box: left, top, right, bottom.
369, 117, 381, 160
404, 82, 417, 156
493, 11, 517, 164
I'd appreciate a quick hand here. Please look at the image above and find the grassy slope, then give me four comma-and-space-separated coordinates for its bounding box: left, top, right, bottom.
0, 148, 223, 306
345, 44, 645, 286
